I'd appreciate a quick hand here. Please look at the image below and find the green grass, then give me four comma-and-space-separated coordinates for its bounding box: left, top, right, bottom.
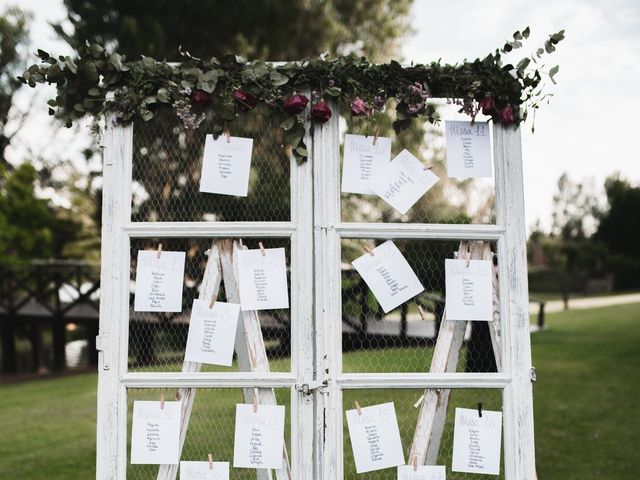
1, 303, 638, 479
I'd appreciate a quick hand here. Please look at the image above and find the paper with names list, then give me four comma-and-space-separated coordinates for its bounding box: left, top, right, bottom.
397, 465, 446, 480
237, 247, 289, 311
130, 400, 181, 464
452, 408, 502, 475
352, 240, 424, 313
341, 133, 392, 194
184, 299, 240, 366
134, 250, 186, 312
199, 134, 253, 196
371, 149, 439, 215
180, 461, 230, 480
345, 402, 404, 473
445, 120, 492, 178
233, 403, 285, 469
445, 259, 493, 321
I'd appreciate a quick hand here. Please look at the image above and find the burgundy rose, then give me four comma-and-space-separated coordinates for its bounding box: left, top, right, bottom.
310, 101, 332, 123
232, 89, 258, 111
191, 90, 212, 107
283, 94, 309, 115
499, 105, 515, 124
478, 95, 498, 117
350, 97, 371, 116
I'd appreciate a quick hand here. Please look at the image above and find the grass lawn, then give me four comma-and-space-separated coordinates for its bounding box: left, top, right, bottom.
0, 303, 638, 479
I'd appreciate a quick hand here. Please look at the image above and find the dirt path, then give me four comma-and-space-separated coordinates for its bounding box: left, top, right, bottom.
529, 293, 640, 314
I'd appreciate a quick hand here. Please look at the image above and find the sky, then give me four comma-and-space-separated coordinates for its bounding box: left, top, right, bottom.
4, 0, 640, 230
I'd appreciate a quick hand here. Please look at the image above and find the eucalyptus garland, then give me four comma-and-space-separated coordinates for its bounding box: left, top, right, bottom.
20, 27, 563, 163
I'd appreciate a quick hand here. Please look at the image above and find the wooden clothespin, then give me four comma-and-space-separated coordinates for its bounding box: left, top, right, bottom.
208, 453, 214, 469
156, 243, 163, 259
209, 291, 217, 309
413, 393, 425, 408
253, 395, 258, 413
363, 245, 375, 257
258, 241, 266, 256
354, 401, 362, 415
160, 393, 165, 409
373, 126, 379, 145
224, 128, 231, 143
477, 402, 483, 418
412, 455, 419, 472
175, 390, 181, 401
423, 164, 433, 170
417, 304, 426, 321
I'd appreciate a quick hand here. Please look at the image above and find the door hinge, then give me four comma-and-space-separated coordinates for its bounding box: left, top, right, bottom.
295, 379, 328, 395
95, 333, 110, 371
530, 367, 537, 383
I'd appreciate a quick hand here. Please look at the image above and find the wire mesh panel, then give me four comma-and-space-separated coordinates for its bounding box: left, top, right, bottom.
342, 388, 504, 479
126, 388, 291, 480
131, 108, 291, 223
341, 238, 500, 374
128, 237, 292, 372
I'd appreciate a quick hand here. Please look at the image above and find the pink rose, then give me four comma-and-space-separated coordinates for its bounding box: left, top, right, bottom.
310, 101, 332, 123
499, 105, 515, 124
191, 90, 212, 107
350, 98, 371, 116
232, 89, 258, 111
283, 94, 309, 115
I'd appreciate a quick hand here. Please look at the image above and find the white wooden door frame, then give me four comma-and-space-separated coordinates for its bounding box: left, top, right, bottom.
97, 105, 536, 479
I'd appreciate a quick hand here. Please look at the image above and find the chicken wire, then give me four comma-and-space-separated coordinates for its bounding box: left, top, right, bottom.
128, 237, 292, 372
126, 388, 291, 480
342, 388, 504, 479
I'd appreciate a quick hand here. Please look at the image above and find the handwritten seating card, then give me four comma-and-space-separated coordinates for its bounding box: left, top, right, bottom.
341, 134, 392, 194
134, 250, 186, 312
184, 299, 240, 366
180, 461, 230, 480
237, 247, 289, 311
397, 465, 446, 480
200, 134, 253, 197
130, 400, 181, 464
371, 149, 439, 215
352, 240, 424, 313
452, 408, 502, 475
445, 259, 493, 321
233, 403, 285, 469
445, 121, 492, 178
345, 402, 404, 473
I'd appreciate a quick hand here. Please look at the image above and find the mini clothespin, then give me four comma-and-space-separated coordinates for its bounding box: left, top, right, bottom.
258, 242, 266, 256
363, 245, 375, 257
224, 128, 231, 143
209, 291, 217, 309
160, 393, 165, 409
208, 453, 214, 469
253, 395, 258, 413
373, 126, 379, 145
175, 390, 181, 401
412, 455, 419, 472
423, 164, 433, 170
478, 402, 483, 418
354, 401, 362, 415
413, 394, 425, 408
417, 304, 426, 321
157, 243, 163, 259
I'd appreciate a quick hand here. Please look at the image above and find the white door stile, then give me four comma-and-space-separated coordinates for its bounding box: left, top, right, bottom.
494, 124, 536, 479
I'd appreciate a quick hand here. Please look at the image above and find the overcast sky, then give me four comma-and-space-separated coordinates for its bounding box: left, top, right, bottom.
5, 0, 640, 230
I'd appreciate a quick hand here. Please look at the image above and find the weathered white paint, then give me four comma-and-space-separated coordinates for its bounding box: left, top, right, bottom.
124, 221, 295, 238
337, 223, 505, 240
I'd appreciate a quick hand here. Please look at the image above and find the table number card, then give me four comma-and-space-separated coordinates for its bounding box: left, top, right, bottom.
397, 465, 446, 480
233, 403, 285, 469
341, 133, 392, 194
134, 250, 186, 312
200, 134, 253, 196
371, 149, 439, 215
237, 247, 289, 311
130, 400, 181, 464
452, 408, 502, 475
445, 121, 492, 178
180, 461, 230, 480
184, 299, 240, 366
445, 259, 493, 321
345, 402, 404, 473
352, 240, 424, 313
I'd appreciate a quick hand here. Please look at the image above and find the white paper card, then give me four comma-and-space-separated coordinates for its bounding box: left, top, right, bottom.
445, 121, 492, 178
452, 408, 502, 475
184, 299, 240, 366
233, 403, 285, 469
445, 259, 493, 321
352, 240, 424, 313
371, 149, 439, 215
200, 134, 253, 196
398, 465, 446, 480
342, 134, 392, 194
180, 461, 230, 480
134, 250, 186, 312
346, 402, 404, 473
130, 400, 181, 464
237, 247, 289, 311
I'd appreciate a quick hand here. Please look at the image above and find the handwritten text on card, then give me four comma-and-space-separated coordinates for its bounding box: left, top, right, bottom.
445, 121, 492, 178
452, 408, 502, 475
133, 250, 186, 312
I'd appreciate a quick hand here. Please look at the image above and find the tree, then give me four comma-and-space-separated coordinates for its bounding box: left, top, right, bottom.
551, 172, 601, 240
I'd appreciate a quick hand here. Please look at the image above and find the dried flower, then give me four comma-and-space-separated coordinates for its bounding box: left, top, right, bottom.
350, 97, 371, 116
232, 89, 258, 111
499, 104, 515, 123
191, 90, 212, 107
283, 94, 309, 115
310, 101, 332, 123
